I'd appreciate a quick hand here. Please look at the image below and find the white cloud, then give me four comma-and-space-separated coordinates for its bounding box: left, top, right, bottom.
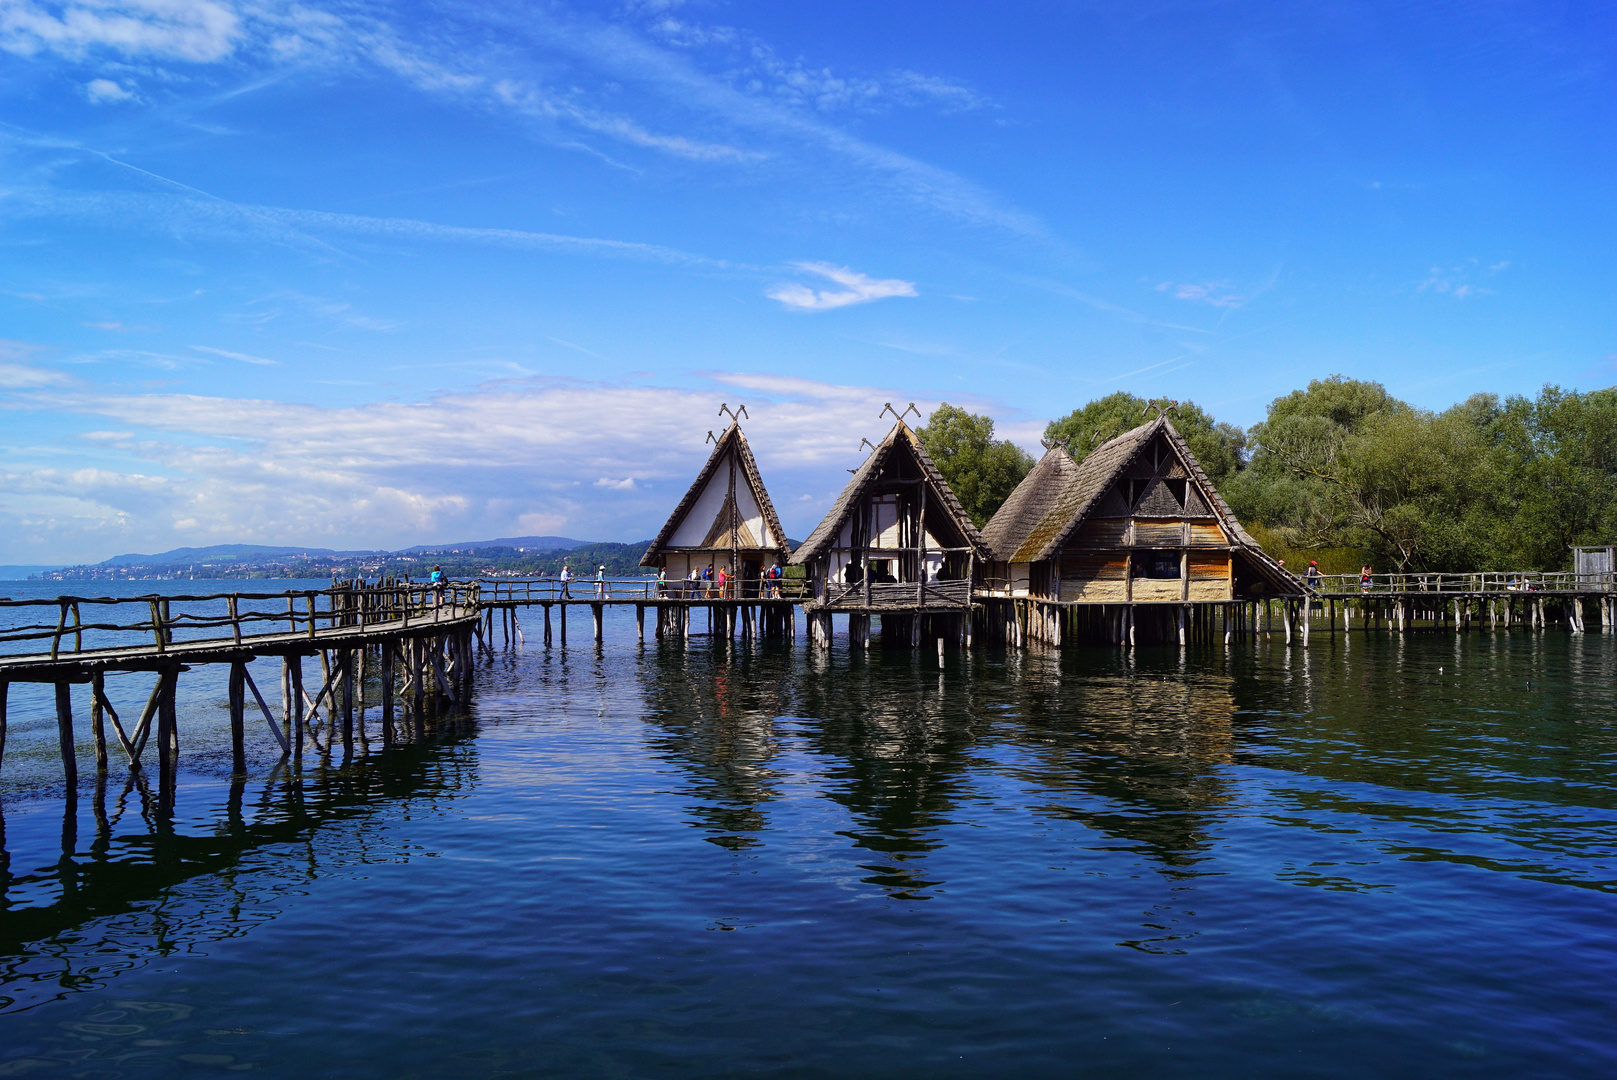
0, 0, 241, 61
1156, 280, 1243, 308
0, 372, 1029, 561
0, 358, 71, 387
191, 344, 278, 365
767, 262, 918, 311
84, 76, 133, 102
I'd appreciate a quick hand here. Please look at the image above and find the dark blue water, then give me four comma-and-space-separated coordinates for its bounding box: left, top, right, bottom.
1, 581, 1614, 1077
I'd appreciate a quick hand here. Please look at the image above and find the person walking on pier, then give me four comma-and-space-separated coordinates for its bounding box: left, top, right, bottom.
657, 567, 667, 597
560, 563, 573, 599
1360, 564, 1373, 592
595, 565, 607, 599
1305, 560, 1321, 591
716, 564, 728, 600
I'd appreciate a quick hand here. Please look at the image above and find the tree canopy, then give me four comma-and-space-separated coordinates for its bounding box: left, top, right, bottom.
1044, 392, 1246, 484
916, 403, 1034, 528
1222, 377, 1617, 572
912, 381, 1616, 573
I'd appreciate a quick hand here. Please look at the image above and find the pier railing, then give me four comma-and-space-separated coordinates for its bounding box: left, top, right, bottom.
0, 580, 479, 660
1311, 571, 1616, 596
476, 576, 809, 602
817, 578, 973, 609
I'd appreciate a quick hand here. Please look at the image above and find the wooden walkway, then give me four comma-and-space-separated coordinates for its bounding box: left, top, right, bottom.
0, 604, 478, 682
0, 582, 482, 796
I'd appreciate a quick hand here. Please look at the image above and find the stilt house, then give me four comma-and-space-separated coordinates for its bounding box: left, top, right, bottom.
640, 422, 789, 592
789, 420, 990, 611
977, 443, 1082, 597
981, 415, 1298, 603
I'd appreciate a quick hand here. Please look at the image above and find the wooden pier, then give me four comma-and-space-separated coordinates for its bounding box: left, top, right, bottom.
0, 582, 481, 809
475, 576, 806, 647
3, 567, 1614, 813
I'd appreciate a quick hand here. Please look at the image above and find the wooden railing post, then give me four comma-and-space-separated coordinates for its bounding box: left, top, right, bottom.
50, 601, 67, 660
150, 598, 166, 653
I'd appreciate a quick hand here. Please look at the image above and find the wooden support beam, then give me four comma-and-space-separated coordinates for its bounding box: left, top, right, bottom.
56, 680, 77, 788
429, 648, 457, 706
228, 661, 247, 774
381, 641, 395, 744
289, 655, 305, 761
90, 671, 108, 772
241, 665, 290, 757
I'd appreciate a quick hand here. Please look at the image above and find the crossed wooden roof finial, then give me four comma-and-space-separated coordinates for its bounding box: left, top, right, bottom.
718, 402, 749, 423
879, 401, 921, 424
1143, 398, 1180, 421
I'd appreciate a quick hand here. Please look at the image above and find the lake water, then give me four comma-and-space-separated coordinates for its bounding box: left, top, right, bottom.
1, 580, 1614, 1077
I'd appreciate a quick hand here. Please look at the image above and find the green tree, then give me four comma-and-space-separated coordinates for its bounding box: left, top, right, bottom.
916, 403, 1034, 527
1226, 376, 1412, 566
1044, 392, 1246, 484
1484, 386, 1617, 567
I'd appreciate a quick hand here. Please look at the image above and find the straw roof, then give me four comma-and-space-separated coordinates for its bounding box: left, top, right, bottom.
789, 421, 989, 566
1009, 416, 1298, 590
641, 422, 789, 566
979, 445, 1081, 562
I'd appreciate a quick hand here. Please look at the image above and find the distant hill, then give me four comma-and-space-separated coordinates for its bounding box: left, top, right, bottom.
37, 535, 637, 581
101, 544, 380, 566
400, 536, 585, 554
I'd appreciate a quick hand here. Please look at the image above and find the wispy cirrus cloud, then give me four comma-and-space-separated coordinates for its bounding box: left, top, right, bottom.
191, 344, 277, 365
1156, 280, 1244, 308
767, 262, 918, 311
0, 344, 71, 387
1417, 258, 1508, 299
3, 1, 1040, 239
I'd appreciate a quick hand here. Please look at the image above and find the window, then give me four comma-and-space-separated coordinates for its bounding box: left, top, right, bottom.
1141, 553, 1181, 579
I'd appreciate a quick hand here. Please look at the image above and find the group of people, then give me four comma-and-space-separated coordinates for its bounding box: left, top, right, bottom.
651, 562, 786, 599
556, 563, 608, 599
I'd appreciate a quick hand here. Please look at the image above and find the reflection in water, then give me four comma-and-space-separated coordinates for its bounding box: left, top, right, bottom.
1, 620, 1616, 1078
0, 729, 480, 1014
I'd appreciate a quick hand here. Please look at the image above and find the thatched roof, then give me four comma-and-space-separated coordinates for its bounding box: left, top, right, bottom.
789, 421, 989, 566
641, 422, 789, 566
1011, 416, 1299, 591
980, 445, 1080, 562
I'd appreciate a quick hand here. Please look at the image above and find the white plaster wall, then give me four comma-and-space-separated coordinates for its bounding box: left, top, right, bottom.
666, 450, 772, 547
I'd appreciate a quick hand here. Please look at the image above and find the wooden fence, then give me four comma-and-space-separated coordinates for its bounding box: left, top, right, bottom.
0, 580, 479, 661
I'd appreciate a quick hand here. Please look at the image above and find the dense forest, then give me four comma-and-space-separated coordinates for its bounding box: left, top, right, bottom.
917, 379, 1617, 574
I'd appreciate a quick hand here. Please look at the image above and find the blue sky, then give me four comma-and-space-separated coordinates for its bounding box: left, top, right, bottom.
1, 0, 1612, 563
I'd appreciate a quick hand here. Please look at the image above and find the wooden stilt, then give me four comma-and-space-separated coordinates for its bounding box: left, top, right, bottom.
56, 681, 76, 789
90, 671, 108, 772
229, 661, 246, 774
290, 654, 305, 760
381, 641, 395, 744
